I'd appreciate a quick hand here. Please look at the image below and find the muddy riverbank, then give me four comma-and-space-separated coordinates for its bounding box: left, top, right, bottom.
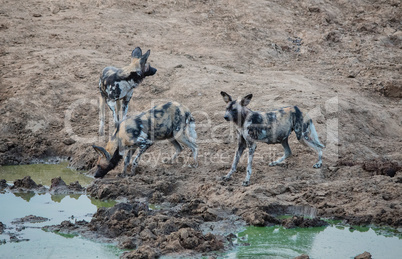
0, 0, 401, 258
2, 174, 401, 258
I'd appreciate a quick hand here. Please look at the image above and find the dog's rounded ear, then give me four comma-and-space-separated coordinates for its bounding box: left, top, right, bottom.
221, 91, 232, 103
92, 145, 111, 161
140, 50, 151, 67
240, 94, 253, 106
131, 47, 142, 59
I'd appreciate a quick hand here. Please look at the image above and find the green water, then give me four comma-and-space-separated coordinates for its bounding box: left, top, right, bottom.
0, 162, 93, 187
225, 224, 402, 259
0, 163, 120, 258
0, 191, 119, 258
2, 164, 402, 259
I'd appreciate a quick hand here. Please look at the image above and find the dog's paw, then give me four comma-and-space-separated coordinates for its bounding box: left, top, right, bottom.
222, 176, 231, 181
162, 158, 173, 164
130, 167, 137, 175
191, 163, 198, 168
269, 161, 277, 167
313, 162, 322, 168
242, 180, 249, 186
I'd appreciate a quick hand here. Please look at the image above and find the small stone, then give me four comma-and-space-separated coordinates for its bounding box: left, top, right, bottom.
63, 138, 76, 145
354, 251, 372, 259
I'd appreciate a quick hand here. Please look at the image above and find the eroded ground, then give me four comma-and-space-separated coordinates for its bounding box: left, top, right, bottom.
0, 0, 401, 258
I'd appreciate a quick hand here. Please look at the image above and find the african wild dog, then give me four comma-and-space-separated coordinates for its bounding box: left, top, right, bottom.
99, 47, 157, 136
93, 101, 198, 178
221, 91, 324, 186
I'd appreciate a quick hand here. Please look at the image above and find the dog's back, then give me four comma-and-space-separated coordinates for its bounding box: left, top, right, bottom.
245, 106, 297, 144
116, 101, 196, 144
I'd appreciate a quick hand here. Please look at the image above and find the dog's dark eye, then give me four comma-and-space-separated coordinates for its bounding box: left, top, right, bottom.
232, 109, 238, 113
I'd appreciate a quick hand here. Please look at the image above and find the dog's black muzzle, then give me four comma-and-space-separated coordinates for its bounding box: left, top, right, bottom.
146, 66, 157, 76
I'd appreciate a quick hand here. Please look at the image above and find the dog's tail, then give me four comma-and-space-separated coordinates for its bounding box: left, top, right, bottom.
294, 106, 325, 149
99, 79, 106, 136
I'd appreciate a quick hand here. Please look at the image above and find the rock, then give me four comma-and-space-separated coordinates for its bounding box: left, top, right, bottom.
11, 176, 42, 190
118, 237, 137, 249
12, 215, 49, 224
354, 251, 372, 259
121, 245, 160, 259
50, 177, 67, 189
0, 222, 5, 234
308, 7, 320, 13
328, 166, 339, 172
282, 216, 328, 229
68, 181, 84, 192
62, 138, 76, 145
49, 177, 84, 194
382, 81, 402, 98
140, 228, 157, 241
0, 179, 8, 189
294, 255, 310, 259
242, 209, 281, 226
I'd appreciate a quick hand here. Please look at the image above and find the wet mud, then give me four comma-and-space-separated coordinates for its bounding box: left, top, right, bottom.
1, 0, 401, 258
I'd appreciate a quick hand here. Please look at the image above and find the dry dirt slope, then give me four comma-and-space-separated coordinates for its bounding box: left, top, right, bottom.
0, 0, 401, 228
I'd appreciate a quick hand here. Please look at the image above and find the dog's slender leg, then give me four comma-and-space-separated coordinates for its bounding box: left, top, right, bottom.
107, 100, 119, 128
175, 136, 198, 168
165, 139, 183, 164
116, 100, 121, 122
302, 138, 323, 168
99, 96, 106, 137
130, 143, 152, 175
243, 142, 256, 186
122, 148, 135, 176
269, 138, 292, 166
224, 135, 246, 181
314, 149, 323, 168
122, 90, 134, 120
299, 120, 324, 168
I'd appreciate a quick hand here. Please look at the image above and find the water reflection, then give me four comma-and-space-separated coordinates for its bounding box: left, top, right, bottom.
0, 162, 93, 187
5, 191, 116, 207
13, 191, 36, 202
0, 190, 120, 258
226, 223, 402, 259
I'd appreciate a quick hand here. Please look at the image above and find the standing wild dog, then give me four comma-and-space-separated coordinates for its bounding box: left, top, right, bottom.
99, 47, 157, 136
221, 91, 324, 186
93, 101, 198, 178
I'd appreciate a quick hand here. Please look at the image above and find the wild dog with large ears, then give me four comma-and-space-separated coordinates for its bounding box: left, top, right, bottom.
99, 47, 157, 136
93, 101, 198, 179
221, 91, 324, 186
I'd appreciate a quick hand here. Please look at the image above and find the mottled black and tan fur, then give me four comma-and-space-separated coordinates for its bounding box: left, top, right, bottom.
99, 47, 157, 136
221, 91, 324, 186
93, 101, 198, 178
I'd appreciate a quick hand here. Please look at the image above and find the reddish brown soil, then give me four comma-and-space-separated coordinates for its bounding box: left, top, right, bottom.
1, 0, 401, 257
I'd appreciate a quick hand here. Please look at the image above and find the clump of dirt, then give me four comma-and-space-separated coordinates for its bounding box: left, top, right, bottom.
12, 215, 49, 224
240, 208, 281, 226
362, 159, 401, 177
282, 216, 328, 229
0, 222, 5, 234
49, 177, 85, 194
45, 201, 225, 257
0, 179, 7, 189
5, 176, 86, 195
43, 220, 88, 236
355, 251, 372, 259
10, 176, 46, 193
